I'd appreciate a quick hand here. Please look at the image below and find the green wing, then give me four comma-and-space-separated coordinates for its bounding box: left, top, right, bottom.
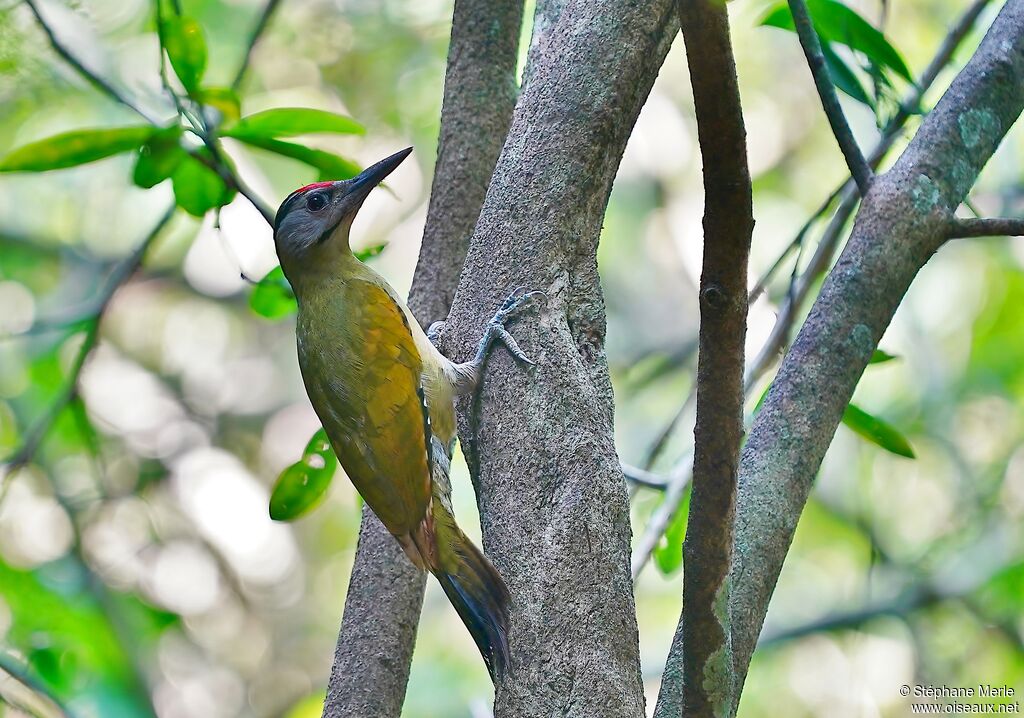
298, 280, 432, 537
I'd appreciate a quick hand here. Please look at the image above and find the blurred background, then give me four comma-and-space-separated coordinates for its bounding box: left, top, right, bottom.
0, 0, 1022, 716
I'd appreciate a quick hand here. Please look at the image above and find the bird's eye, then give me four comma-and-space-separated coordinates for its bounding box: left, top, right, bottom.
306, 193, 328, 212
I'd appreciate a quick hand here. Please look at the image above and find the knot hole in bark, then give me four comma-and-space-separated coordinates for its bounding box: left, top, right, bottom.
700, 282, 730, 311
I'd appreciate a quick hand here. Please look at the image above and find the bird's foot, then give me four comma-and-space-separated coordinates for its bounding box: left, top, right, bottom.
476, 287, 546, 368
449, 288, 545, 396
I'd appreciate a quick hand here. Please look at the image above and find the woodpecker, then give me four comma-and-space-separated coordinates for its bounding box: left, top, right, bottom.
272, 147, 539, 682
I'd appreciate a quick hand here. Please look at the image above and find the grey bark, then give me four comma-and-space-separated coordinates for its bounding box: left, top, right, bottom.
439, 1, 678, 716
521, 0, 566, 88
321, 509, 425, 718
408, 0, 526, 325
728, 2, 1024, 713
321, 2, 524, 716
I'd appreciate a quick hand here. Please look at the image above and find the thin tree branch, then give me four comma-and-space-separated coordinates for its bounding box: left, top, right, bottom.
787, 0, 872, 194
654, 3, 753, 716
23, 0, 162, 125
632, 452, 694, 578
759, 553, 1023, 650
0, 211, 174, 716
729, 4, 1024, 714
27, 0, 274, 224
320, 3, 525, 717
758, 588, 939, 647
194, 137, 274, 224
622, 463, 670, 490
1, 207, 175, 478
640, 362, 697, 470
231, 0, 284, 90
745, 0, 994, 388
948, 216, 1024, 238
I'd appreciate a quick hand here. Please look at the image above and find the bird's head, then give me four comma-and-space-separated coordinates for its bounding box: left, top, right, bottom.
272, 147, 412, 271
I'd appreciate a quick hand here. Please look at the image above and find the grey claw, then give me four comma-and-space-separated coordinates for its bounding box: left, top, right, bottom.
495, 288, 546, 323
427, 320, 445, 344
501, 286, 527, 310
492, 325, 535, 367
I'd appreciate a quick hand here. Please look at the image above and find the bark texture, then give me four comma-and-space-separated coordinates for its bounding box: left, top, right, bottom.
656, 2, 753, 716
728, 2, 1024, 713
321, 508, 425, 718
321, 2, 524, 716
439, 1, 678, 716
408, 0, 525, 325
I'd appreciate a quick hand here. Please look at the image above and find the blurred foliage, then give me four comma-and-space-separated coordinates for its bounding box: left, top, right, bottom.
0, 0, 1021, 717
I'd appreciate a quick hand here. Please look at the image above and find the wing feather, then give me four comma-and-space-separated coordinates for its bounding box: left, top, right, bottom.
298, 280, 432, 537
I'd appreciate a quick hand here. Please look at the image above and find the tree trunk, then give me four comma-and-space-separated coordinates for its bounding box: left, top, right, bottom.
440, 1, 677, 715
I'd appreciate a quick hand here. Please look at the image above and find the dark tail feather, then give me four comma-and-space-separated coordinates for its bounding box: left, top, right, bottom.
433, 534, 511, 684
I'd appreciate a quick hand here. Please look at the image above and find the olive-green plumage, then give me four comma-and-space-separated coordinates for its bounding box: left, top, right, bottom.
273, 148, 512, 682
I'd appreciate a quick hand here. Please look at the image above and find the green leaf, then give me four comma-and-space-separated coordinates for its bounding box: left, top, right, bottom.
975, 562, 1024, 619
284, 694, 327, 718
222, 108, 364, 140
170, 153, 234, 217
760, 4, 793, 31
270, 429, 338, 521
841, 403, 915, 458
653, 487, 691, 575
0, 127, 156, 172
249, 266, 296, 319
869, 349, 899, 364
751, 380, 773, 417
132, 126, 185, 189
821, 43, 872, 107
249, 251, 384, 321
0, 558, 155, 711
195, 87, 241, 123
760, 0, 912, 83
354, 243, 387, 262
231, 136, 361, 180
163, 16, 207, 93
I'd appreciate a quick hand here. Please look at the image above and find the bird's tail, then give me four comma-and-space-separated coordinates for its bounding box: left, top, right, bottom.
417, 506, 511, 683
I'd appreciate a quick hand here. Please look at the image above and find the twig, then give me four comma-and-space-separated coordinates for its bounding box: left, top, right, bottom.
231, 0, 284, 90
0, 651, 74, 718
631, 452, 693, 578
1, 207, 175, 477
759, 566, 1023, 651
748, 187, 841, 304
151, 0, 276, 225
640, 371, 697, 470
885, 0, 993, 133
787, 0, 872, 194
948, 216, 1024, 238
28, 0, 274, 225
744, 0, 994, 389
23, 0, 162, 125
195, 139, 274, 224
622, 463, 669, 489
758, 588, 938, 647
745, 188, 859, 389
